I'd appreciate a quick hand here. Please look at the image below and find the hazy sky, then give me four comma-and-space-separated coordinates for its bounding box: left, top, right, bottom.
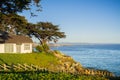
20, 0, 120, 43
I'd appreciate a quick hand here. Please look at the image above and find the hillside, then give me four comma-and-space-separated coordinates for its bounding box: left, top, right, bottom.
0, 51, 83, 72
0, 52, 59, 69
0, 51, 117, 80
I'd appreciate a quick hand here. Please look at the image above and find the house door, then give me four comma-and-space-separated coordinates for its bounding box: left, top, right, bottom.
4, 44, 14, 53
16, 45, 21, 53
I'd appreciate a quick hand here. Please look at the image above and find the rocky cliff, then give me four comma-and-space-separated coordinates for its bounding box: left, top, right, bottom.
51, 50, 114, 77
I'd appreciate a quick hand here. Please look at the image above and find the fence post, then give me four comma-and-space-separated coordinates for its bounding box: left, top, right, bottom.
11, 63, 14, 71
24, 64, 27, 71
30, 64, 33, 71
3, 64, 7, 71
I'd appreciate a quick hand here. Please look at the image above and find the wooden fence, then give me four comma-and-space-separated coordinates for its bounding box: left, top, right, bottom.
0, 64, 46, 71
0, 64, 114, 77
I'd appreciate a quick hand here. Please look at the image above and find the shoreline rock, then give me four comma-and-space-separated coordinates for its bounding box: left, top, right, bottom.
52, 50, 114, 77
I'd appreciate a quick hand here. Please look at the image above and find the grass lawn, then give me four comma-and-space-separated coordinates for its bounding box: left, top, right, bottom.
0, 52, 58, 68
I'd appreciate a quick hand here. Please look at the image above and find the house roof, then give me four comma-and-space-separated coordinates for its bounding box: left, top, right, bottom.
0, 32, 33, 43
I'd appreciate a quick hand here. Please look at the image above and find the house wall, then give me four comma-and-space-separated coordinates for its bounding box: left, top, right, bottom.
3, 43, 16, 53
0, 43, 32, 53
21, 43, 32, 53
0, 43, 16, 53
13, 44, 16, 53
0, 44, 4, 53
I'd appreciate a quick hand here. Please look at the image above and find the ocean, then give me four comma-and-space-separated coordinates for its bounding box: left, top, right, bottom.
51, 44, 120, 76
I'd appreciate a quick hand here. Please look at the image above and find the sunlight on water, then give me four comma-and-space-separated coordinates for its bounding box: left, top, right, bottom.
51, 44, 120, 76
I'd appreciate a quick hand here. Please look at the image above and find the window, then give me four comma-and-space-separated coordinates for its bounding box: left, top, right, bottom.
24, 44, 30, 50
5, 44, 13, 53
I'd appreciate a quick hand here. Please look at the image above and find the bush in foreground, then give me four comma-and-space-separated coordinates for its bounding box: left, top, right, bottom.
0, 71, 108, 80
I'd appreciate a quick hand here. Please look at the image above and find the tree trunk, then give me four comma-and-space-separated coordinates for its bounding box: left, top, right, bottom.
41, 39, 50, 52
36, 37, 50, 52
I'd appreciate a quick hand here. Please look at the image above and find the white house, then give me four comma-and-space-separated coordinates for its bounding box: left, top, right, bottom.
0, 31, 33, 53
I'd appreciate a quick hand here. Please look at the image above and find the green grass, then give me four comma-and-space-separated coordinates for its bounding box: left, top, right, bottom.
0, 52, 58, 68
0, 52, 117, 80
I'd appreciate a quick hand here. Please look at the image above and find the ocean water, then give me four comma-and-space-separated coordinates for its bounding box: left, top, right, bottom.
51, 44, 120, 76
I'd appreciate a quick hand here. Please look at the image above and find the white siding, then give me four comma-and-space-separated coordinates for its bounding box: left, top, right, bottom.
0, 43, 32, 53
16, 44, 21, 53
4, 43, 16, 53
13, 44, 16, 53
0, 44, 4, 53
21, 43, 32, 53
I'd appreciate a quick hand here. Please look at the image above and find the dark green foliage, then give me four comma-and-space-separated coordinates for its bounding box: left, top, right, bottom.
0, 0, 41, 14
0, 14, 28, 34
0, 0, 41, 34
35, 44, 50, 52
42, 44, 50, 52
0, 71, 108, 80
108, 76, 120, 80
26, 22, 66, 43
27, 22, 66, 52
0, 1, 65, 52
36, 45, 44, 52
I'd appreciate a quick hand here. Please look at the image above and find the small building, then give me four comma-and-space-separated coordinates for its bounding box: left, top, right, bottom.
0, 31, 33, 53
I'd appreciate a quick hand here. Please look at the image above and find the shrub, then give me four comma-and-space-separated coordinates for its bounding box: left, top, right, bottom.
35, 44, 50, 52
35, 45, 44, 52
0, 71, 109, 80
42, 43, 50, 52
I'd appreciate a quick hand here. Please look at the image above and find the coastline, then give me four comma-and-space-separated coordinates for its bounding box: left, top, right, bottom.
0, 51, 119, 79
51, 44, 120, 76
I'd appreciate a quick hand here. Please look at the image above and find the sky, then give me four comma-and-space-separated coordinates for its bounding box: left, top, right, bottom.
20, 0, 120, 43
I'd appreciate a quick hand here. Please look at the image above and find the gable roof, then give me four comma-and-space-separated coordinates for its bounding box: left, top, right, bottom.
6, 35, 33, 43
0, 31, 33, 43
